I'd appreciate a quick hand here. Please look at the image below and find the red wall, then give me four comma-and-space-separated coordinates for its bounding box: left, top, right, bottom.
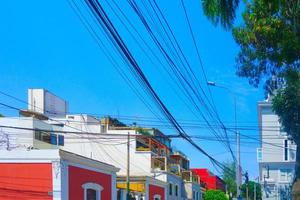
68, 165, 112, 200
149, 184, 165, 200
0, 163, 52, 200
192, 169, 225, 192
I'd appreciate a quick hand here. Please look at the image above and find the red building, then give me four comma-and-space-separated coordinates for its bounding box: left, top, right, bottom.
0, 149, 119, 200
192, 168, 226, 192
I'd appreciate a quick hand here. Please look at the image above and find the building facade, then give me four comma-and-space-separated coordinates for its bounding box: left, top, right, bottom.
0, 149, 119, 200
257, 101, 296, 200
0, 88, 208, 200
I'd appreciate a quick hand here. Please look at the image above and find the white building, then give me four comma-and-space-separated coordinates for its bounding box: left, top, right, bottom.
257, 101, 296, 200
0, 88, 204, 200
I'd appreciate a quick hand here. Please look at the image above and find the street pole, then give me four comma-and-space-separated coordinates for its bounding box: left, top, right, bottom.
207, 82, 241, 198
126, 132, 130, 200
254, 181, 256, 200
237, 131, 240, 198
234, 96, 241, 198
246, 184, 249, 200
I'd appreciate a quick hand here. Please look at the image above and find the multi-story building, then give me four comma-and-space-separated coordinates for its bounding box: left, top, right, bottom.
0, 88, 205, 200
170, 151, 202, 200
257, 100, 296, 200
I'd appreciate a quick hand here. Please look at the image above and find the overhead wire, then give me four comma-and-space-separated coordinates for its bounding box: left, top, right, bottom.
68, 0, 238, 175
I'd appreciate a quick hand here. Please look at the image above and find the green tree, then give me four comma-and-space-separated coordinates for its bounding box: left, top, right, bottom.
232, 0, 300, 198
221, 161, 236, 198
272, 69, 300, 198
0, 113, 3, 117
204, 190, 228, 200
232, 0, 300, 87
202, 0, 240, 29
240, 181, 262, 200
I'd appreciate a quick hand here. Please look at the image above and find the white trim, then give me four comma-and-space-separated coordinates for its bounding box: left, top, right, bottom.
61, 160, 69, 200
52, 160, 62, 200
112, 173, 117, 200
82, 183, 103, 200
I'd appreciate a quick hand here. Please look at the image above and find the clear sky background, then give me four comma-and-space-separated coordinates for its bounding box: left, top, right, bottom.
0, 0, 265, 179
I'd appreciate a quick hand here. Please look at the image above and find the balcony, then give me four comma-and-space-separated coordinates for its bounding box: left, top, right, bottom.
182, 170, 200, 184
151, 156, 181, 176
151, 156, 167, 171
136, 136, 169, 157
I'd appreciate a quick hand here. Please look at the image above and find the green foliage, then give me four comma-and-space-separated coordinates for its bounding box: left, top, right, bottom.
202, 0, 239, 29
271, 69, 300, 190
241, 181, 262, 200
232, 0, 300, 87
221, 161, 236, 197
136, 127, 151, 136
204, 190, 228, 200
0, 113, 3, 117
273, 69, 300, 143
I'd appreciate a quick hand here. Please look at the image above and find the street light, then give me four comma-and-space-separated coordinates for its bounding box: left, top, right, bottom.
207, 81, 241, 198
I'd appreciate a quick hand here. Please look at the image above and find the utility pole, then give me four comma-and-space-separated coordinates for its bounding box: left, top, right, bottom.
207, 81, 241, 199
237, 131, 241, 198
246, 184, 249, 200
126, 132, 130, 200
234, 96, 241, 199
254, 181, 256, 200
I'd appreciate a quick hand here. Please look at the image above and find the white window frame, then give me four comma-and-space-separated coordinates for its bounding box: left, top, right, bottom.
154, 194, 161, 200
82, 182, 103, 200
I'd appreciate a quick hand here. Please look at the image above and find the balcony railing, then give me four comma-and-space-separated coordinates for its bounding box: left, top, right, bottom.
136, 136, 169, 157
151, 156, 181, 176
151, 156, 167, 171
182, 170, 200, 184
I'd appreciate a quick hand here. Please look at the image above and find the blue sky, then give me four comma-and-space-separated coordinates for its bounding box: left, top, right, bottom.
0, 0, 264, 178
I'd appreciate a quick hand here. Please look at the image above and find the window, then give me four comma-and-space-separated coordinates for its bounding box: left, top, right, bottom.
169, 183, 173, 195
35, 130, 64, 146
35, 130, 51, 143
82, 183, 103, 200
193, 191, 196, 200
87, 189, 97, 200
280, 169, 293, 182
175, 185, 178, 196
154, 194, 161, 200
284, 139, 288, 161
50, 134, 64, 146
